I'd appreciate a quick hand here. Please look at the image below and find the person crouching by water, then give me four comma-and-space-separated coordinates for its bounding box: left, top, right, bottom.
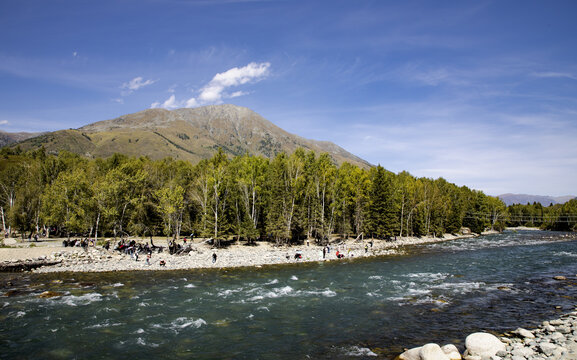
212, 252, 217, 264
159, 259, 166, 267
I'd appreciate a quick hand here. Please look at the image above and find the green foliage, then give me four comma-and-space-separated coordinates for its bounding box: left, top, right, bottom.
0, 147, 542, 244
505, 199, 577, 231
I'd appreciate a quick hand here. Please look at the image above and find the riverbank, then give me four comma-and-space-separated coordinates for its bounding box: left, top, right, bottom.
398, 305, 577, 360
0, 232, 482, 273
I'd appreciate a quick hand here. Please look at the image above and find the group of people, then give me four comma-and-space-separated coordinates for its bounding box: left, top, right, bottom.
109, 238, 217, 266
321, 241, 374, 260
62, 238, 94, 249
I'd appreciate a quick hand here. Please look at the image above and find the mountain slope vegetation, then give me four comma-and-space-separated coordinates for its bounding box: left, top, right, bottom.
12, 104, 371, 168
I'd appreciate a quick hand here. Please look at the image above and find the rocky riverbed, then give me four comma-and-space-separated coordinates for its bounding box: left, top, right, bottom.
398, 307, 577, 360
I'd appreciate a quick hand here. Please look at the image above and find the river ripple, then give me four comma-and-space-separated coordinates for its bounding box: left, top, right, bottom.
1, 230, 577, 359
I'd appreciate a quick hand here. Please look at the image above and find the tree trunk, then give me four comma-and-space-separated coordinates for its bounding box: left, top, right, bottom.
0, 206, 5, 236
95, 212, 100, 244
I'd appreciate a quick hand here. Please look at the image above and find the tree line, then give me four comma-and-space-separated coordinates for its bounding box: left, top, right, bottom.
0, 147, 512, 244
505, 200, 577, 231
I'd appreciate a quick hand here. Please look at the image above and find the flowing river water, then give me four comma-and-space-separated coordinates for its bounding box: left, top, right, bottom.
2, 230, 577, 359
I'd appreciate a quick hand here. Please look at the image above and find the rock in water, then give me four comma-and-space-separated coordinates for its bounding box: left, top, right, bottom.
464, 332, 505, 358
38, 291, 63, 298
420, 344, 450, 360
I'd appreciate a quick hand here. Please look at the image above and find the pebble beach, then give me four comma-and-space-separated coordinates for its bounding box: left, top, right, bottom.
0, 233, 474, 273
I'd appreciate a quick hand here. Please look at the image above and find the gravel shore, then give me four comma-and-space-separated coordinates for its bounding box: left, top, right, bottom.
0, 233, 476, 273
398, 308, 577, 360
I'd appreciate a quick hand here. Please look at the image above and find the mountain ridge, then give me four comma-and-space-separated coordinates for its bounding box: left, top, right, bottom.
10, 104, 372, 168
0, 130, 43, 148
497, 193, 576, 206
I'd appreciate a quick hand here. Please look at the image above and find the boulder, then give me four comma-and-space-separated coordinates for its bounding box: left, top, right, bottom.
419, 344, 450, 360
511, 346, 534, 358
399, 346, 422, 360
464, 332, 505, 358
539, 342, 557, 356
512, 327, 535, 339
462, 355, 481, 360
441, 344, 461, 360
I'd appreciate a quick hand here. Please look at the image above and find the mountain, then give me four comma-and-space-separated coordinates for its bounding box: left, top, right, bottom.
0, 130, 42, 148
498, 193, 576, 206
10, 104, 372, 168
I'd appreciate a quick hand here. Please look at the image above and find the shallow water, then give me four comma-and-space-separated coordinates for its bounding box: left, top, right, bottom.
2, 230, 577, 359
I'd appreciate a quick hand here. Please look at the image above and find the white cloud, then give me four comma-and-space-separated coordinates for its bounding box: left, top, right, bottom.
151, 62, 271, 110
185, 97, 198, 108
0, 120, 9, 125
151, 94, 180, 110
121, 76, 156, 96
195, 62, 270, 104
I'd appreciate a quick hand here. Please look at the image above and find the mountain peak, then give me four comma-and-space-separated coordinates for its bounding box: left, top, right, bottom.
12, 104, 372, 168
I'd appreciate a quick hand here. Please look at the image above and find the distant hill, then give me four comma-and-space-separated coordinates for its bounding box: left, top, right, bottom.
0, 130, 41, 148
498, 193, 576, 206
9, 104, 372, 168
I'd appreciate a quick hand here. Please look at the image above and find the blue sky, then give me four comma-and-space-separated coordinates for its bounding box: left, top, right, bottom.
1, 0, 576, 196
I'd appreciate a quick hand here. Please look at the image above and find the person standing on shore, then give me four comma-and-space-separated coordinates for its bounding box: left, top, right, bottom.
212, 252, 217, 264
323, 247, 326, 259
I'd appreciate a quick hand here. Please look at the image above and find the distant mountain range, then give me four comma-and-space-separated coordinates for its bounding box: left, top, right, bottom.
0, 130, 42, 148
6, 104, 371, 169
498, 193, 576, 206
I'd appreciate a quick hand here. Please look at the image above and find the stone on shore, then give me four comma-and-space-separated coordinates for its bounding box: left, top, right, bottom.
420, 344, 450, 360
398, 344, 455, 360
399, 346, 422, 360
441, 344, 461, 360
512, 327, 535, 339
464, 332, 505, 359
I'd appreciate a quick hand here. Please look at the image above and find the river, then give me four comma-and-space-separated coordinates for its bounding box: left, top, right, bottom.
2, 230, 577, 359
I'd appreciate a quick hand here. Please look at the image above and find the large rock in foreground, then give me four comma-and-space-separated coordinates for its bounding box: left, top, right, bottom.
420, 344, 450, 360
464, 332, 505, 358
398, 343, 460, 360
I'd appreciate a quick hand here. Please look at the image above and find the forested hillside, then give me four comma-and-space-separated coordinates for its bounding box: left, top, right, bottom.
0, 147, 513, 243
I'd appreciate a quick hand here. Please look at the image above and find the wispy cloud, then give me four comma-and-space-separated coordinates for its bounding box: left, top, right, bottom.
0, 120, 9, 126
531, 72, 577, 81
121, 76, 156, 96
151, 62, 271, 109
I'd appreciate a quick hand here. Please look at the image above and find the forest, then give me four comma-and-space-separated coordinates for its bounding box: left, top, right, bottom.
0, 146, 572, 245
505, 200, 577, 231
